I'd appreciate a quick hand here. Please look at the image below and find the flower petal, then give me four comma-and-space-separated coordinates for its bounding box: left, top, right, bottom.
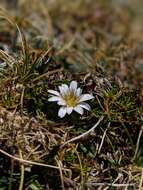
61, 84, 69, 89
79, 94, 94, 102
59, 84, 69, 95
61, 84, 69, 93
48, 96, 61, 102
70, 81, 77, 91
59, 86, 63, 93
74, 105, 84, 115
58, 107, 67, 118
48, 89, 60, 96
66, 107, 73, 115
76, 87, 82, 96
79, 103, 91, 111
57, 99, 66, 106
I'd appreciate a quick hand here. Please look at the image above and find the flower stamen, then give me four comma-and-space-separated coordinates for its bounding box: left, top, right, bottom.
63, 91, 79, 107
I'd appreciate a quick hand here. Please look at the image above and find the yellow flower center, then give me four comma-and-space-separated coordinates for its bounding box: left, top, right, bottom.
63, 91, 79, 107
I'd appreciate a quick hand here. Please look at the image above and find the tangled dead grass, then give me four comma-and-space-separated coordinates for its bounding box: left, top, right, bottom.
0, 0, 143, 189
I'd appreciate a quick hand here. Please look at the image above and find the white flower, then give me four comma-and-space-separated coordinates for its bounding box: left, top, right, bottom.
48, 81, 94, 118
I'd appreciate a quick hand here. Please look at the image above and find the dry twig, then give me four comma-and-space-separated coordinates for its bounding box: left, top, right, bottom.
0, 148, 70, 172
61, 116, 104, 148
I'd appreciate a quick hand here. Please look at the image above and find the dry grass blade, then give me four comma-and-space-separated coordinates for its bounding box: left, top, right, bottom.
18, 149, 25, 190
85, 182, 135, 188
0, 49, 15, 66
61, 116, 104, 148
0, 148, 70, 172
133, 125, 143, 161
55, 158, 65, 190
139, 168, 143, 190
